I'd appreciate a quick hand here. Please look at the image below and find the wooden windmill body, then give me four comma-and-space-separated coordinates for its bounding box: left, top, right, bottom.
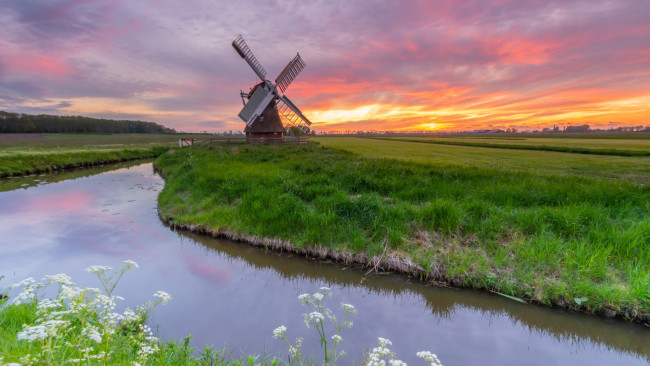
232, 35, 311, 143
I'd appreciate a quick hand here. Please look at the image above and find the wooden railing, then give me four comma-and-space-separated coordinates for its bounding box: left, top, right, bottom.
199, 136, 309, 146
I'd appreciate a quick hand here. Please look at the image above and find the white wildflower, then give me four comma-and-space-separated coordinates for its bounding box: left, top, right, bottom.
17, 325, 47, 342
372, 346, 391, 357
289, 346, 299, 357
153, 290, 172, 305
331, 334, 343, 343
43, 273, 73, 286
313, 292, 324, 301
10, 277, 35, 289
89, 294, 116, 311
82, 326, 102, 343
378, 337, 392, 347
389, 359, 406, 366
308, 311, 324, 321
59, 285, 84, 302
319, 286, 331, 291
85, 265, 112, 274
139, 323, 153, 335
123, 308, 138, 321
11, 286, 37, 305
122, 260, 139, 269
297, 293, 310, 303
137, 345, 159, 355
88, 351, 106, 360
273, 325, 287, 338
18, 319, 69, 341
341, 303, 356, 312
37, 299, 60, 311
417, 351, 442, 366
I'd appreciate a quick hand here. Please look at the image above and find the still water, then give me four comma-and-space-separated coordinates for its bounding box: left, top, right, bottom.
0, 163, 647, 365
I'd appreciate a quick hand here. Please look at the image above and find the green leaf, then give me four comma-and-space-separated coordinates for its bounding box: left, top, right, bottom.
574, 297, 588, 305
491, 291, 527, 304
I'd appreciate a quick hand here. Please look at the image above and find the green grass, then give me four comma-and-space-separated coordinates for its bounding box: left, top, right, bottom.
0, 133, 210, 177
0, 297, 282, 366
154, 141, 649, 321
365, 135, 650, 156
315, 137, 650, 183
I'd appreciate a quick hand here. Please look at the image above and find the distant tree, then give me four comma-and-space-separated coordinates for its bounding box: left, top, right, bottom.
0, 111, 176, 134
285, 126, 307, 136
565, 124, 590, 133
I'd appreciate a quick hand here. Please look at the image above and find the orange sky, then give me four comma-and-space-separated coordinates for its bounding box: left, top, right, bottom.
1, 1, 649, 132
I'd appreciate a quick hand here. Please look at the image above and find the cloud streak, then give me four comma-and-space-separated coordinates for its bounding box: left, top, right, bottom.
0, 0, 649, 132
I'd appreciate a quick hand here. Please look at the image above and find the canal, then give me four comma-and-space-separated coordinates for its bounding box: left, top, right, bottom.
0, 162, 647, 365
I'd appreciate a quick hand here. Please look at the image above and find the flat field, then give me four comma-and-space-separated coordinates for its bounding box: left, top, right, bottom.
155, 137, 649, 321
0, 133, 210, 176
358, 133, 650, 157
0, 133, 209, 156
315, 136, 650, 183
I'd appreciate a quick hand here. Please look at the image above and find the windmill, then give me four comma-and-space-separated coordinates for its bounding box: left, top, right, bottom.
232, 35, 312, 142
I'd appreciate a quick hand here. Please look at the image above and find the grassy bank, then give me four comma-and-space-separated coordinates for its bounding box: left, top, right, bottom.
0, 133, 208, 177
155, 142, 649, 322
0, 148, 169, 177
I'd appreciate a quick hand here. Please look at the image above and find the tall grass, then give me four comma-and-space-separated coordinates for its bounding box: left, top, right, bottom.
155, 143, 649, 321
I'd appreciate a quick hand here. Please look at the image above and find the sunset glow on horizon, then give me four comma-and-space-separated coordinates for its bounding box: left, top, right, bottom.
1, 1, 649, 132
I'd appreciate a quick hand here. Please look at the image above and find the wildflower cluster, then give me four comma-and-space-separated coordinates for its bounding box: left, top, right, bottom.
416, 351, 443, 366
2, 260, 171, 365
273, 287, 442, 366
273, 287, 357, 365
365, 337, 402, 366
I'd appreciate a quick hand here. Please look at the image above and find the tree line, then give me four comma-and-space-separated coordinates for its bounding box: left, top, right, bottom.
0, 111, 176, 134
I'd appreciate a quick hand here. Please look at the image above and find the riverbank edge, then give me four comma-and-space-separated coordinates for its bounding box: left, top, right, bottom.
0, 148, 167, 178
156, 209, 649, 325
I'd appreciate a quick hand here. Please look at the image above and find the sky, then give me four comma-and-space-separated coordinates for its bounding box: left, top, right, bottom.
1, 0, 649, 133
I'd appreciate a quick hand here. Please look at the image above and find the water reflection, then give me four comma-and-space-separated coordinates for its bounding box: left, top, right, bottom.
178, 230, 650, 361
0, 163, 647, 366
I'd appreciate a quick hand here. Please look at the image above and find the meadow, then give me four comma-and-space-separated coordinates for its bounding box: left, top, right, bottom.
0, 133, 207, 177
155, 137, 649, 322
362, 133, 650, 157
316, 136, 650, 183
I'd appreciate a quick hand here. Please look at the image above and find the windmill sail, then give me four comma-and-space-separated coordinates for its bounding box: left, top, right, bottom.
232, 35, 267, 81
232, 35, 312, 140
278, 95, 311, 126
275, 54, 306, 93
238, 86, 274, 126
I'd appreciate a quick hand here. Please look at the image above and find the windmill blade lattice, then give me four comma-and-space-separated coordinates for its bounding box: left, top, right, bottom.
278, 95, 311, 127
275, 54, 306, 93
232, 35, 267, 81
